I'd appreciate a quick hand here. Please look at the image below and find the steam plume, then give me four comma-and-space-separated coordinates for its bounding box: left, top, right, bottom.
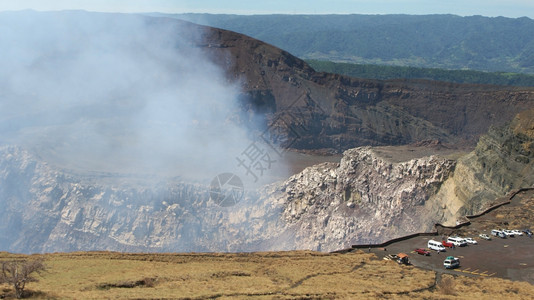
0, 10, 258, 181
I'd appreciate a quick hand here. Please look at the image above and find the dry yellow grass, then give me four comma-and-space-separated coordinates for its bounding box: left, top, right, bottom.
1, 250, 533, 299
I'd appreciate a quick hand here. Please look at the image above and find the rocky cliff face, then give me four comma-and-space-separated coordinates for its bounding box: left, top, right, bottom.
1, 109, 533, 253
268, 109, 534, 249
0, 145, 457, 253
0, 146, 289, 253
427, 109, 534, 224
272, 147, 457, 251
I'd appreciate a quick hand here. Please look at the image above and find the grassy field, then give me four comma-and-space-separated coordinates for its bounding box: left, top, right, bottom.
1, 250, 534, 299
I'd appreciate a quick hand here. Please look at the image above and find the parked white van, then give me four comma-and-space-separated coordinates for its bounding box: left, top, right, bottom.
428, 239, 446, 252
447, 237, 467, 247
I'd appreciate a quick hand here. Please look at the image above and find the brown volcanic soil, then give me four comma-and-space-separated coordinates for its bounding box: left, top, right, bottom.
366, 189, 534, 284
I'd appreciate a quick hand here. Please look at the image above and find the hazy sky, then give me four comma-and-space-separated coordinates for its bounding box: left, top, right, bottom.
1, 0, 533, 18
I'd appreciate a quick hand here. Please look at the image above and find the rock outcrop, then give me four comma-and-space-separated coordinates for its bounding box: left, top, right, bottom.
427, 108, 534, 224
270, 147, 456, 251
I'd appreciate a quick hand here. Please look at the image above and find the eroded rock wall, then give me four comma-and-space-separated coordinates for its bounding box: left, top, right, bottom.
0, 146, 287, 253
0, 145, 457, 253
271, 147, 456, 251
428, 109, 534, 224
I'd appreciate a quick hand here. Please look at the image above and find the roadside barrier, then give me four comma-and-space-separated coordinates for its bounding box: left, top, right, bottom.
332, 187, 534, 253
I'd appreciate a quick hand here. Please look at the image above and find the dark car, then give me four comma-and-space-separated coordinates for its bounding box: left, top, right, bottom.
415, 248, 430, 256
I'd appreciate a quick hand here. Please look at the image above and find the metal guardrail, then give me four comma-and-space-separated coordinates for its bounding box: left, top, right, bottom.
332, 188, 534, 254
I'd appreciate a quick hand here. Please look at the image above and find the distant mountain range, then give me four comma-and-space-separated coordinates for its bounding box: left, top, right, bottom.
154, 13, 534, 74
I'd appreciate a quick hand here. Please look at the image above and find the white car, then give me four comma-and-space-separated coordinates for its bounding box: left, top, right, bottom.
511, 230, 523, 236
479, 233, 491, 240
464, 237, 478, 245
492, 229, 506, 238
502, 229, 515, 237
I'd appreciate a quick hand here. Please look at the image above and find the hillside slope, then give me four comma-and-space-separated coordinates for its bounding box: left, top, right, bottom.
194, 20, 534, 152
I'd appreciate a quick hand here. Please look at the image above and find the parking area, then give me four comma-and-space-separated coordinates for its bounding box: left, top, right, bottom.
358, 189, 534, 284
368, 233, 534, 283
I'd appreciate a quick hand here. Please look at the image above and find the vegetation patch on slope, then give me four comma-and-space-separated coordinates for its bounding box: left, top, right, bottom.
307, 60, 534, 87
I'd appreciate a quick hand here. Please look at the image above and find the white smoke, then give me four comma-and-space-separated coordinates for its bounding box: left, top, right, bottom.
0, 10, 262, 182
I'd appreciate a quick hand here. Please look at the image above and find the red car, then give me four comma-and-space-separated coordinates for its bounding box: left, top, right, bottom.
442, 241, 454, 248
415, 248, 430, 256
